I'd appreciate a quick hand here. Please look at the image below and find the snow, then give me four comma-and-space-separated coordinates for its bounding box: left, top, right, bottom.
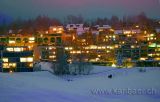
0, 66, 160, 102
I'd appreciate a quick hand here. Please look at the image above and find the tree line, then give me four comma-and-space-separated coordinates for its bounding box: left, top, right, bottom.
0, 12, 159, 35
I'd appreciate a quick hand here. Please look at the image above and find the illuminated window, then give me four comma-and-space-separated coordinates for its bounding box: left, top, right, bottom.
102, 46, 106, 49
69, 47, 73, 50
77, 51, 81, 54
131, 46, 135, 48
3, 63, 16, 68
20, 58, 27, 62
6, 48, 14, 52
2, 58, 8, 62
29, 37, 35, 41
9, 40, 15, 44
49, 56, 56, 59
155, 58, 160, 60
59, 31, 63, 33
65, 47, 69, 50
58, 28, 63, 31
90, 45, 97, 49
14, 48, 22, 52
29, 37, 35, 43
53, 28, 57, 31
20, 57, 33, 62
27, 57, 33, 62
3, 63, 9, 68
9, 63, 16, 68
29, 41, 35, 43
29, 63, 33, 67
140, 58, 147, 61
9, 38, 15, 44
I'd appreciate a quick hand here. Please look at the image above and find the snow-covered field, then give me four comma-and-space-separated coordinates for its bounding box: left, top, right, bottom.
0, 66, 160, 102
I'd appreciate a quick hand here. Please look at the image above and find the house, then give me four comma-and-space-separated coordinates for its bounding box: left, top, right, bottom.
114, 29, 141, 34
66, 24, 85, 35
49, 26, 64, 34
97, 25, 111, 31
114, 30, 123, 34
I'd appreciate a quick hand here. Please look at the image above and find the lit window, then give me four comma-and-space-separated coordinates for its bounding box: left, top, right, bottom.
20, 58, 27, 62
14, 48, 22, 52
77, 51, 81, 54
27, 57, 33, 62
58, 28, 63, 31
9, 40, 15, 44
29, 37, 35, 41
49, 56, 56, 59
29, 37, 35, 43
20, 57, 33, 62
90, 45, 97, 49
69, 47, 73, 50
98, 47, 101, 49
6, 48, 14, 52
29, 63, 33, 67
9, 63, 16, 68
3, 63, 9, 68
53, 28, 57, 31
140, 58, 147, 61
102, 46, 106, 49
3, 63, 16, 68
155, 58, 160, 60
2, 58, 8, 62
29, 41, 35, 43
65, 47, 69, 50
131, 46, 135, 48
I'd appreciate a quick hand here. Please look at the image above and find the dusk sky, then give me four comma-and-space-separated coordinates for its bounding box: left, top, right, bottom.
0, 0, 160, 19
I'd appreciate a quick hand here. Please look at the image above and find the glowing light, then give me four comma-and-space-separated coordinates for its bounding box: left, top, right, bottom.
6, 48, 14, 52
124, 31, 131, 34
112, 63, 116, 67
20, 58, 26, 62
73, 35, 75, 40
53, 28, 57, 31
2, 58, 8, 62
27, 57, 33, 62
140, 58, 147, 61
20, 57, 33, 62
14, 48, 22, 52
110, 29, 114, 32
49, 56, 56, 59
9, 40, 15, 44
144, 31, 147, 34
131, 46, 135, 48
9, 63, 16, 68
29, 63, 33, 67
29, 37, 35, 41
90, 45, 97, 49
9, 70, 13, 73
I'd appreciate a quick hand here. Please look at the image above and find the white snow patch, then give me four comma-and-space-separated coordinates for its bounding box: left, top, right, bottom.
1, 67, 160, 102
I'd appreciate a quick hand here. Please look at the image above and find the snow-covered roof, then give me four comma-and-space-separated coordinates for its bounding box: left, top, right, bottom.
66, 24, 84, 29
94, 25, 111, 29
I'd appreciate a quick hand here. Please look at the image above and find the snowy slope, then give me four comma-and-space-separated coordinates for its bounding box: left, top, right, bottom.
0, 67, 160, 102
